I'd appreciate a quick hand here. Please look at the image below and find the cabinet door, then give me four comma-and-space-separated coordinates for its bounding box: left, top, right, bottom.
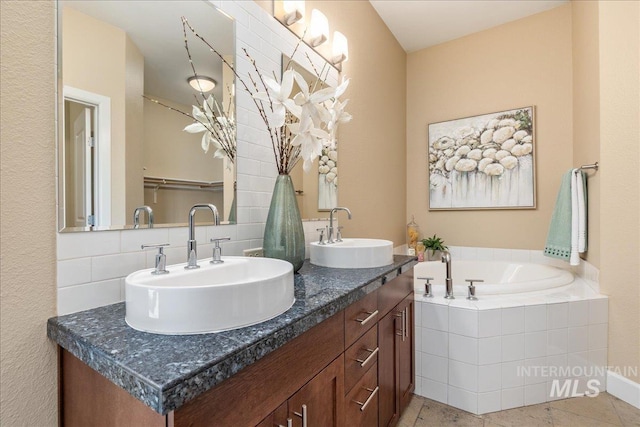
397, 295, 415, 414
288, 356, 345, 427
377, 309, 400, 427
257, 402, 289, 427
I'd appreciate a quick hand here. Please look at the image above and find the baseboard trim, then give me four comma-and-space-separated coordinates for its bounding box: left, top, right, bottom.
607, 370, 640, 409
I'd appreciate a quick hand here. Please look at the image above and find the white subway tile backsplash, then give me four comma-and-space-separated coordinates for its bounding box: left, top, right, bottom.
91, 252, 146, 282
120, 228, 170, 253
57, 257, 92, 288
58, 279, 122, 316
58, 231, 120, 259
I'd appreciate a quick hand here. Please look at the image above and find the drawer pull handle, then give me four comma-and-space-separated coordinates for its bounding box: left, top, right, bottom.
277, 420, 293, 427
353, 386, 379, 412
355, 347, 379, 367
355, 309, 379, 326
293, 404, 307, 427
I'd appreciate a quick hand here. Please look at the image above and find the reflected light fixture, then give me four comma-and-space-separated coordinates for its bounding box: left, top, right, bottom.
283, 0, 304, 26
331, 31, 348, 65
187, 76, 216, 92
308, 9, 328, 47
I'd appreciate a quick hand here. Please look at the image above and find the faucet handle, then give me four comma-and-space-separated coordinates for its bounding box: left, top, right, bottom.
141, 243, 169, 275
465, 279, 483, 300
316, 228, 326, 245
418, 277, 434, 298
335, 226, 344, 242
210, 237, 231, 264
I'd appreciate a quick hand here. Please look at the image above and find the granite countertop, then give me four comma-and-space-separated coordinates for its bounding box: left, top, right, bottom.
47, 256, 417, 415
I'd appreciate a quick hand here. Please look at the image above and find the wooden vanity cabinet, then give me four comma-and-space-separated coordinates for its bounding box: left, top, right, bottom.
59, 269, 415, 427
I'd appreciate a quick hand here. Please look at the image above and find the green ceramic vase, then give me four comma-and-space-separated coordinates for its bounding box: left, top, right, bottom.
263, 174, 305, 272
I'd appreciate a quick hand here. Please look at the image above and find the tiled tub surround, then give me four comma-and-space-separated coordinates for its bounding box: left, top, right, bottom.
413, 247, 608, 415
48, 256, 417, 414
56, 0, 339, 315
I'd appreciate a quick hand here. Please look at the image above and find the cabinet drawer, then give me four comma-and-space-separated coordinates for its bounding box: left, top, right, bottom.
377, 269, 413, 317
344, 325, 378, 394
345, 290, 379, 348
345, 362, 378, 427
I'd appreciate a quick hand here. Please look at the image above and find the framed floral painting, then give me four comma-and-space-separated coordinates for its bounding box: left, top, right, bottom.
428, 106, 536, 210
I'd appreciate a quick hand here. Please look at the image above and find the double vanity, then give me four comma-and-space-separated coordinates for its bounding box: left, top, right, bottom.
48, 245, 417, 426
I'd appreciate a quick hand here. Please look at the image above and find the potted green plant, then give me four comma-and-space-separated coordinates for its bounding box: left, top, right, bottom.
422, 234, 448, 261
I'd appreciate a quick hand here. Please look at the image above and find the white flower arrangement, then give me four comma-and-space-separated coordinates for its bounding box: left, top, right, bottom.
181, 17, 352, 175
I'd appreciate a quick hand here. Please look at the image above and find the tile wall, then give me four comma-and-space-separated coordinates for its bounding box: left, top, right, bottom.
414, 246, 608, 415
56, 0, 338, 316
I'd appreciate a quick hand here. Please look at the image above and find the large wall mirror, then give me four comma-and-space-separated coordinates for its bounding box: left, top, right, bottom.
57, 0, 236, 232
283, 55, 340, 219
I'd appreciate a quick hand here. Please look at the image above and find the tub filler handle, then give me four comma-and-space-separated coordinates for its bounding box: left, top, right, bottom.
465, 279, 483, 300
418, 277, 434, 298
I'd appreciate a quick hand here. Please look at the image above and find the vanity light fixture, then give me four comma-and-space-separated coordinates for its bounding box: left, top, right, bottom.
331, 31, 348, 65
187, 76, 217, 93
282, 0, 304, 26
308, 9, 328, 47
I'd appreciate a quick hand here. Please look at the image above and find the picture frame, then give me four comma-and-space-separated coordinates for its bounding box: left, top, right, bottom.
428, 106, 536, 210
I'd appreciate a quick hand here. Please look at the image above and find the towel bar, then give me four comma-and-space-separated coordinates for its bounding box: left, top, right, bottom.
579, 162, 598, 171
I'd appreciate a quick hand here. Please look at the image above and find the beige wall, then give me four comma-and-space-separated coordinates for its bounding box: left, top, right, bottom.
125, 36, 145, 224
407, 5, 573, 249
0, 1, 58, 425
63, 7, 128, 225
572, 0, 601, 268
597, 0, 640, 382
298, 1, 408, 244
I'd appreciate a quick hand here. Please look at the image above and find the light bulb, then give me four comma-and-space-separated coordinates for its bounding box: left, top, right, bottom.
331, 31, 348, 64
188, 76, 216, 92
283, 1, 304, 26
309, 9, 328, 47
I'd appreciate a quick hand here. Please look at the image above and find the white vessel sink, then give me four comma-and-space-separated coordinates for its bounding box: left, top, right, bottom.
309, 238, 394, 269
125, 256, 295, 335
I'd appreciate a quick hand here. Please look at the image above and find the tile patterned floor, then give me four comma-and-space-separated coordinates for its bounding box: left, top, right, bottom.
398, 393, 640, 427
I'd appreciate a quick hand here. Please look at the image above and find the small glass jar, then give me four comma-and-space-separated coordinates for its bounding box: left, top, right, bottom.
416, 242, 425, 262
406, 215, 421, 253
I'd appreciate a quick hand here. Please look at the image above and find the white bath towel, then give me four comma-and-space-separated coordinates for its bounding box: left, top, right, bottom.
569, 169, 587, 266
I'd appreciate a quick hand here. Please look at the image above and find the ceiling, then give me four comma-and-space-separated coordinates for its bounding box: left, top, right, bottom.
369, 0, 568, 53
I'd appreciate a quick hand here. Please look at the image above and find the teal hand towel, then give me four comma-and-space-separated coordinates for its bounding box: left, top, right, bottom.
544, 171, 573, 260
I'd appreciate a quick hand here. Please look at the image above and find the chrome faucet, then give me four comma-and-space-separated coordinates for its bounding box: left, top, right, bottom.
328, 207, 352, 243
186, 204, 219, 269
133, 206, 154, 229
441, 250, 454, 299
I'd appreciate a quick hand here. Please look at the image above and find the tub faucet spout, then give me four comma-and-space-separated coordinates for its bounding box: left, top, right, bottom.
441, 250, 454, 299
